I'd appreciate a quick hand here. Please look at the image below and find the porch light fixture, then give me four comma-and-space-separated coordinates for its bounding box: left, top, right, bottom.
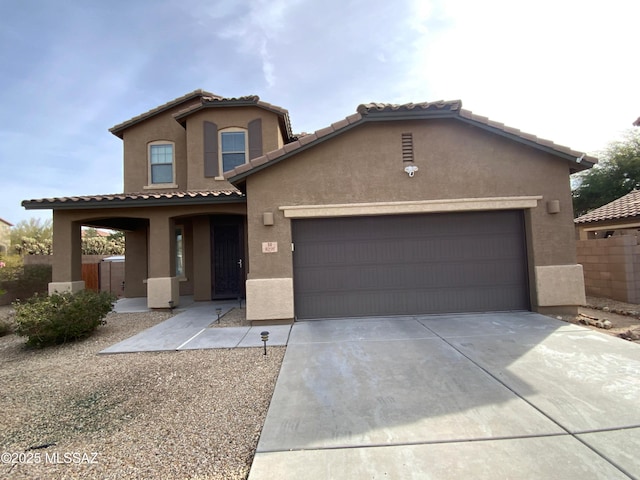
547, 200, 561, 214
404, 165, 418, 177
261, 331, 270, 355
263, 212, 274, 226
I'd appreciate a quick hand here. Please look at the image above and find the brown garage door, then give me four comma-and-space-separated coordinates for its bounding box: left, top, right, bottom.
292, 210, 529, 319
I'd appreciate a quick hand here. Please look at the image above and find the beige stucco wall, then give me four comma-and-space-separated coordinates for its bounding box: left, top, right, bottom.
245, 278, 294, 320
122, 101, 199, 193
535, 265, 586, 306
244, 119, 581, 318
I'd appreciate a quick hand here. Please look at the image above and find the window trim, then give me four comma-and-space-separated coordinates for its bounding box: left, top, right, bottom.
145, 140, 178, 189
218, 127, 248, 177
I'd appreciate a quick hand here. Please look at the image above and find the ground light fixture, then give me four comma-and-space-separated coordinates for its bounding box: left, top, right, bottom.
261, 331, 270, 355
215, 307, 222, 323
168, 300, 174, 310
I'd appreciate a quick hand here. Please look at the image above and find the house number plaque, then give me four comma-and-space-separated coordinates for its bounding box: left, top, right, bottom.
262, 242, 278, 253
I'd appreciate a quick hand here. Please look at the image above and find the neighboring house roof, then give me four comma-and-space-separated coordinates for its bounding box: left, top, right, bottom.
174, 95, 294, 142
22, 190, 245, 210
0, 217, 12, 226
109, 89, 217, 138
634, 117, 640, 127
225, 100, 597, 184
574, 189, 640, 224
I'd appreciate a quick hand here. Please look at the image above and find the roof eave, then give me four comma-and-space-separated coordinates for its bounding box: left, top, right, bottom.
22, 195, 246, 211
108, 90, 214, 139
173, 100, 294, 141
455, 116, 596, 171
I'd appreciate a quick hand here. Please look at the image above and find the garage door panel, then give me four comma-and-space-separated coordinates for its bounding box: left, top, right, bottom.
293, 211, 529, 319
298, 259, 526, 293
298, 234, 525, 267
296, 284, 528, 319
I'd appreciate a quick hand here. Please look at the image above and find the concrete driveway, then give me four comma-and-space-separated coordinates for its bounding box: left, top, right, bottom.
248, 312, 640, 479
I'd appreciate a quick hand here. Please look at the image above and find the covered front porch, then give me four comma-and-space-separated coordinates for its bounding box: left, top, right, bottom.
22, 191, 247, 309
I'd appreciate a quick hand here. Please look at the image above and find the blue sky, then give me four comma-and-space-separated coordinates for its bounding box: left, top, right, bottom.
1, 0, 638, 225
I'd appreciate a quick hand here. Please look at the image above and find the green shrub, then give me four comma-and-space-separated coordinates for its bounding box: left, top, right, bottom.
14, 290, 116, 347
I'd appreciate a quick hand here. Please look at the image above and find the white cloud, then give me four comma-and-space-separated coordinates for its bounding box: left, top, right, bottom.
398, 0, 640, 153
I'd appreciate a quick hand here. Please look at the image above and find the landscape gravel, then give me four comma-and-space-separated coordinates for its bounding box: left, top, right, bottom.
0, 308, 285, 479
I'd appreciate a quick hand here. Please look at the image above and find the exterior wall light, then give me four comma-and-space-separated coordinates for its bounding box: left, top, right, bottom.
261, 331, 269, 355
547, 200, 561, 214
404, 165, 418, 177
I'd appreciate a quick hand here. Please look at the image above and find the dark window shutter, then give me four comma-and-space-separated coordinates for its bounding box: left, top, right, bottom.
248, 118, 263, 160
204, 121, 218, 177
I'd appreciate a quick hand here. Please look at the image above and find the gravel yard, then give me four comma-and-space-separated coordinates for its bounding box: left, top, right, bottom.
0, 307, 285, 479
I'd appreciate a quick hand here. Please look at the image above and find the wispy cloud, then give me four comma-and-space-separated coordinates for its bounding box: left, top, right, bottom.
201, 0, 302, 89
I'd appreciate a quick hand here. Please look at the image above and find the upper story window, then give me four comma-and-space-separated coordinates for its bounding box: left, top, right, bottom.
220, 129, 247, 172
204, 120, 262, 179
148, 141, 176, 187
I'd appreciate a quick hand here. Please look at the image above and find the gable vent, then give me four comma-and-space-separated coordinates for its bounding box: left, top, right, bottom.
401, 133, 414, 162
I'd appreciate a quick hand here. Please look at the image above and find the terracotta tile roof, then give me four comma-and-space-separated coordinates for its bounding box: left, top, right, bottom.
22, 190, 244, 210
173, 95, 294, 141
225, 100, 597, 183
109, 89, 218, 138
574, 190, 640, 224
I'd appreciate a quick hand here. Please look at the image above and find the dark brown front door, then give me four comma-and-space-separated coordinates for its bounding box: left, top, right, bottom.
211, 215, 245, 299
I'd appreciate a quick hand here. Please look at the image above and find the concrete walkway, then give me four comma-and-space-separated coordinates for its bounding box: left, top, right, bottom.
100, 297, 291, 354
248, 312, 640, 479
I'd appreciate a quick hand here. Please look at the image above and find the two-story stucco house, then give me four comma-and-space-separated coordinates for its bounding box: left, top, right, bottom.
23, 90, 595, 322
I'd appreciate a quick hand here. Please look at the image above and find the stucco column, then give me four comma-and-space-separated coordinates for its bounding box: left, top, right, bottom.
146, 216, 179, 308
192, 216, 212, 301
49, 210, 84, 294
124, 228, 148, 298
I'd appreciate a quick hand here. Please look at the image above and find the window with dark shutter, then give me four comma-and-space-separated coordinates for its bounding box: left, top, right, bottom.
248, 118, 263, 160
204, 121, 218, 177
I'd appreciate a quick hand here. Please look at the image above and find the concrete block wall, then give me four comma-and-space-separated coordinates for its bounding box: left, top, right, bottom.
577, 235, 640, 303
